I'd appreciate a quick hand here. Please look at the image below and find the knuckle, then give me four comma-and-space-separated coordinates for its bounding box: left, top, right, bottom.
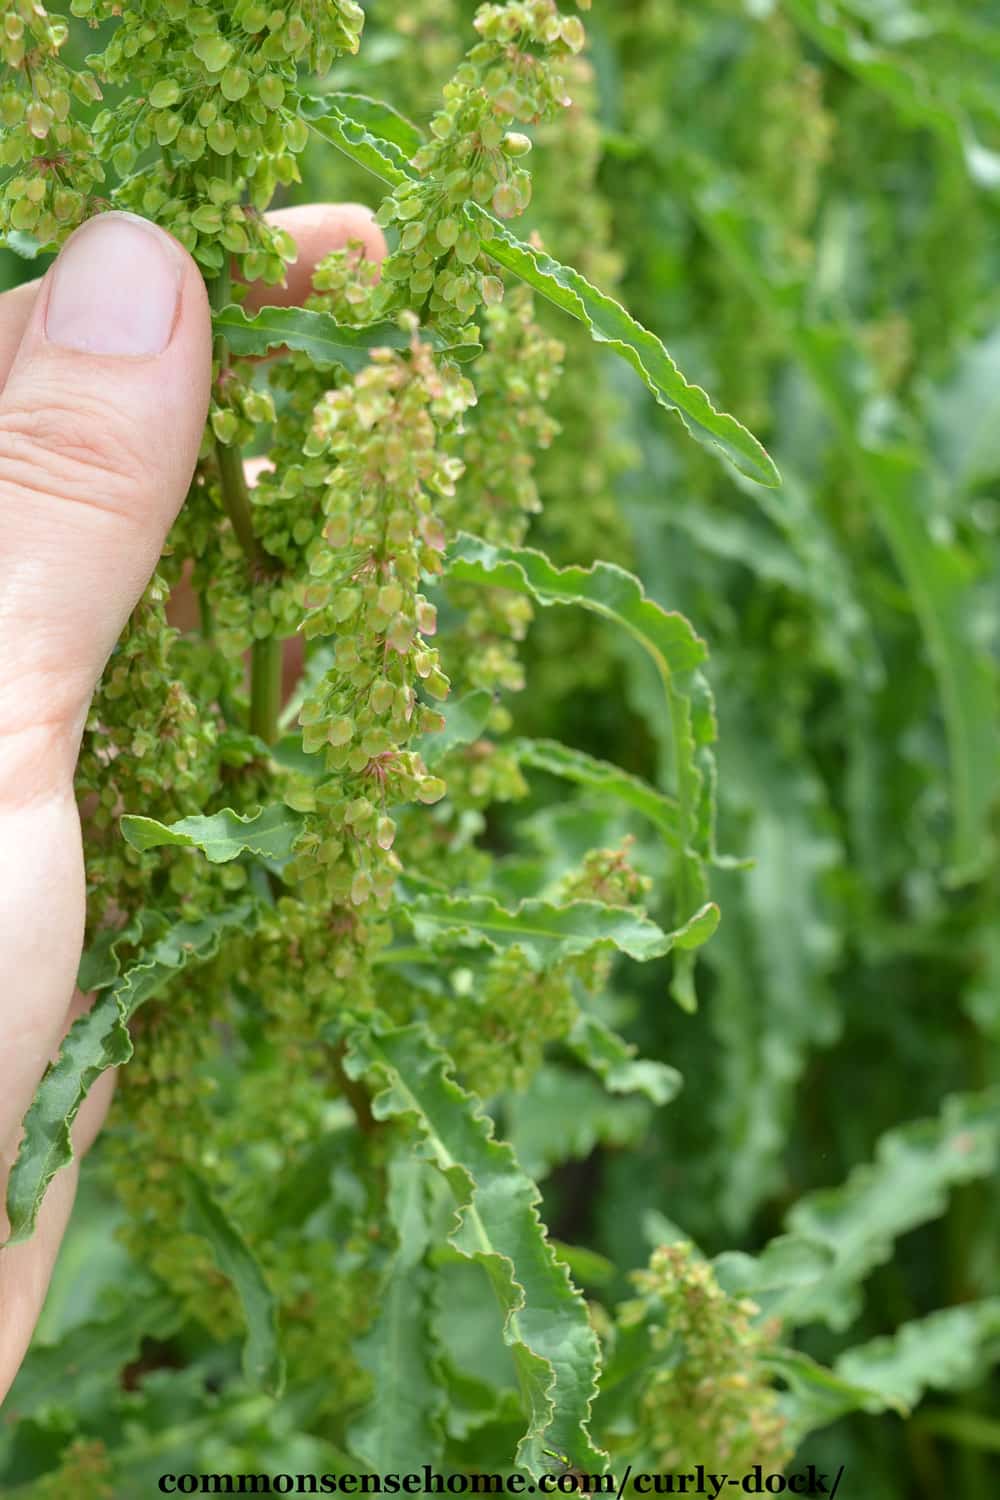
0, 398, 148, 520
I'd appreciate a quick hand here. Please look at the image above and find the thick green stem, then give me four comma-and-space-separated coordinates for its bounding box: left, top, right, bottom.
206, 256, 281, 744
250, 635, 283, 746
207, 264, 258, 566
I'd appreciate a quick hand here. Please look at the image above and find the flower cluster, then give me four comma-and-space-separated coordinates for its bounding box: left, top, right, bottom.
58, 0, 362, 279
281, 320, 476, 909
76, 576, 221, 933
0, 1, 103, 243
614, 1243, 790, 1473
0, 0, 647, 1446
440, 283, 563, 710
376, 0, 586, 328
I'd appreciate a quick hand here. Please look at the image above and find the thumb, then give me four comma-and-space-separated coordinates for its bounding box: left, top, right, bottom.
0, 211, 212, 780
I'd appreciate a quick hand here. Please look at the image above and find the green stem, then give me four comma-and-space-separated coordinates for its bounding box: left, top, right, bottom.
207, 263, 258, 566
250, 635, 283, 745
205, 215, 282, 746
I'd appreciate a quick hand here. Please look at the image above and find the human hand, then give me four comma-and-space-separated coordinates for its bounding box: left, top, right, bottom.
0, 203, 384, 1404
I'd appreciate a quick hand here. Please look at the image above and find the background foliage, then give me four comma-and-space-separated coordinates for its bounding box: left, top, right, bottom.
2, 2, 999, 1496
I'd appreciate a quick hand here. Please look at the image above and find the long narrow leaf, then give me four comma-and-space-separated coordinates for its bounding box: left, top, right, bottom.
467, 205, 780, 489
299, 95, 414, 187
397, 885, 717, 970
211, 303, 474, 369
780, 1089, 1000, 1330
4, 903, 255, 1245
339, 1015, 607, 1477
680, 153, 999, 881
445, 533, 719, 1007
349, 1153, 447, 1467
515, 738, 681, 848
183, 1168, 285, 1396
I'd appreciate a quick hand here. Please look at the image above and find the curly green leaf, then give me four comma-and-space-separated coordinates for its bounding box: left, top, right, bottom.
396, 884, 717, 971
4, 903, 256, 1246
121, 804, 304, 865
466, 205, 780, 488
339, 1015, 607, 1477
183, 1167, 285, 1396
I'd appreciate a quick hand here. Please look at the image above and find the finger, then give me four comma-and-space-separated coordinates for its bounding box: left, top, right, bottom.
243, 202, 386, 312
0, 210, 212, 763
0, 1064, 112, 1408
0, 210, 211, 1153
0, 1149, 78, 1407
0, 282, 39, 391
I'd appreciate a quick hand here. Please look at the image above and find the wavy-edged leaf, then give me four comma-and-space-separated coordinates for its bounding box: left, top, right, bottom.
299, 94, 415, 186
834, 1300, 1000, 1415
212, 303, 474, 369
447, 536, 708, 676
566, 1012, 682, 1108
706, 743, 842, 1229
764, 1347, 897, 1441
339, 1014, 607, 1476
417, 689, 494, 767
507, 1066, 653, 1182
311, 91, 423, 158
780, 1088, 1000, 1330
515, 738, 681, 849
713, 1235, 836, 1323
466, 205, 779, 488
445, 533, 719, 1007
298, 96, 776, 492
349, 1153, 446, 1467
1, 230, 52, 260
397, 884, 717, 970
121, 804, 304, 865
4, 903, 255, 1246
182, 1168, 284, 1396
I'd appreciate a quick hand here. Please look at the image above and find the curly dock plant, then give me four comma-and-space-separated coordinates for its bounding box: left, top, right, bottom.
10, 0, 985, 1488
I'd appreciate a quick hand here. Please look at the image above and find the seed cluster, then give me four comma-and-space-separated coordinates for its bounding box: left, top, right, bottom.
376, 0, 587, 330
0, 2, 103, 243
616, 1244, 791, 1473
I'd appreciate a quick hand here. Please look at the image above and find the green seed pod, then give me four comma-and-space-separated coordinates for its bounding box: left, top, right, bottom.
435, 216, 460, 248
207, 119, 238, 154
26, 101, 54, 139
492, 182, 520, 218
375, 816, 396, 851
154, 110, 182, 146
211, 408, 240, 445
502, 131, 532, 157
455, 228, 480, 264
220, 65, 250, 102
327, 717, 354, 747
148, 78, 181, 108
284, 115, 309, 152
258, 75, 285, 109
192, 34, 234, 72
480, 116, 504, 150
175, 124, 206, 161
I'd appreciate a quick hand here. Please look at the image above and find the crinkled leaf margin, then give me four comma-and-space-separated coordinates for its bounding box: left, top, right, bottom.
4, 902, 255, 1245
336, 1013, 608, 1478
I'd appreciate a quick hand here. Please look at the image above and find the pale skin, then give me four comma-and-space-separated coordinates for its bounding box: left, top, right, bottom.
0, 202, 386, 1405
